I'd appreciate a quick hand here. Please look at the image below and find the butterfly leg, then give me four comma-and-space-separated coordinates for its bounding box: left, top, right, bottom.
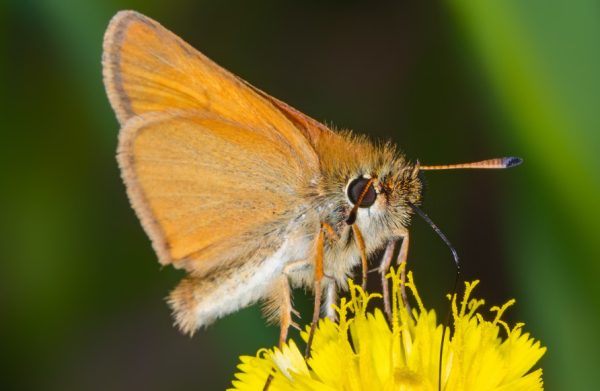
397, 232, 412, 316
379, 232, 411, 321
276, 275, 295, 348
263, 259, 312, 347
379, 239, 398, 322
263, 283, 291, 391
262, 260, 310, 391
304, 224, 329, 358
351, 225, 369, 291
263, 277, 294, 391
321, 224, 339, 322
324, 282, 338, 321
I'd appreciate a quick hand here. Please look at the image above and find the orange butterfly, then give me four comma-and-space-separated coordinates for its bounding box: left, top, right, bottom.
102, 10, 521, 354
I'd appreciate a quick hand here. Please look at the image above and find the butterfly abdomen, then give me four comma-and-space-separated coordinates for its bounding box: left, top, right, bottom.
167, 232, 314, 335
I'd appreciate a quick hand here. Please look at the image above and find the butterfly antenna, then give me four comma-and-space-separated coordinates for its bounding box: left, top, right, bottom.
408, 203, 461, 391
420, 156, 522, 171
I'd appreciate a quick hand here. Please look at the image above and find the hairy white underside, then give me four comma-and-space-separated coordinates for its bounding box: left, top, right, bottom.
192, 236, 312, 328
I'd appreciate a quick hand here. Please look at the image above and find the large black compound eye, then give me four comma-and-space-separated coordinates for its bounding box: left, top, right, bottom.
347, 177, 377, 207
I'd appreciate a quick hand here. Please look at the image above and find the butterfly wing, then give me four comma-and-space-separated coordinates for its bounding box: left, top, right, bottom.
104, 11, 322, 274
118, 111, 316, 274
102, 11, 317, 163
242, 83, 335, 148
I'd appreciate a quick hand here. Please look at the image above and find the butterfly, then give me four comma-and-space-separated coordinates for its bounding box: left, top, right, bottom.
102, 10, 521, 354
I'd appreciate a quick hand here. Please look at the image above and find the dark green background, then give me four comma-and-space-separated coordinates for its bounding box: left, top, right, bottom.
2, 0, 598, 389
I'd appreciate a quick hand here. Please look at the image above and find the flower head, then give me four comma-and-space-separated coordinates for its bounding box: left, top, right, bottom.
230, 267, 546, 390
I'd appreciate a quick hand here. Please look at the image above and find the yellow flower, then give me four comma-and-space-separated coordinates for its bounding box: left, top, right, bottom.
230, 267, 546, 390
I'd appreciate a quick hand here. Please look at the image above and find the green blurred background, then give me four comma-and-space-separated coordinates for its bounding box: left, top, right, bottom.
1, 0, 599, 389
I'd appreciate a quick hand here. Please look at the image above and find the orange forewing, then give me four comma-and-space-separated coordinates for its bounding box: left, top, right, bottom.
103, 10, 319, 167
240, 82, 334, 147
104, 11, 324, 274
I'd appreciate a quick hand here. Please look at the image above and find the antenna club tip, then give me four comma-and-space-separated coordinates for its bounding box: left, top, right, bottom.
503, 156, 523, 168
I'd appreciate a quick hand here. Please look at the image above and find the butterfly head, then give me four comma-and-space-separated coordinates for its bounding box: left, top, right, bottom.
314, 131, 423, 243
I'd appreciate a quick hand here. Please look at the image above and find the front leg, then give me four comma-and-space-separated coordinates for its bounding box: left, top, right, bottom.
351, 224, 369, 291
